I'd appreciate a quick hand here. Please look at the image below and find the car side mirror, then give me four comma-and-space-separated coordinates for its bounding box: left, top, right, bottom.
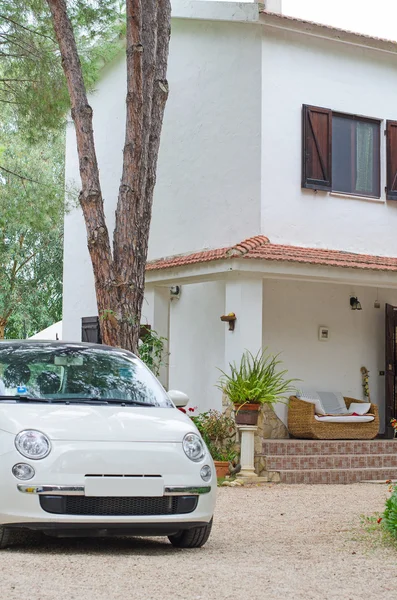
168, 390, 189, 407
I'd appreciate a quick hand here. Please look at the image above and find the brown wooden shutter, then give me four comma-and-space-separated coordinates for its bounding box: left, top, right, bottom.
81, 316, 102, 344
302, 104, 332, 191
386, 120, 397, 200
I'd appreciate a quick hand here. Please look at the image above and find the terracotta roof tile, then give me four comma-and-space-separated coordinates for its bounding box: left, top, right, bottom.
147, 236, 397, 273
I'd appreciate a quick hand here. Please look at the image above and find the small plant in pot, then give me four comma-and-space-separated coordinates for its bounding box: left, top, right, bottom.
191, 410, 237, 478
217, 349, 297, 426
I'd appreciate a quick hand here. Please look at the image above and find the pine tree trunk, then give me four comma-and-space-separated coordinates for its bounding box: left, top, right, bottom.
46, 0, 171, 353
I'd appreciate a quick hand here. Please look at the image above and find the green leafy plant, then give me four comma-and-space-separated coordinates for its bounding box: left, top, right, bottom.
191, 410, 237, 462
139, 327, 168, 378
217, 349, 297, 407
382, 483, 397, 539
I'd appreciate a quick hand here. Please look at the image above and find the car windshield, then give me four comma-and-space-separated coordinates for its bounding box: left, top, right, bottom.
0, 343, 172, 407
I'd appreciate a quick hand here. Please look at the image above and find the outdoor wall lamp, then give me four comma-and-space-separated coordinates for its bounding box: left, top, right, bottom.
350, 297, 362, 311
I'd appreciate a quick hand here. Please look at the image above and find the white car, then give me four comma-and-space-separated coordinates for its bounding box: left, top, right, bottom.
0, 341, 216, 549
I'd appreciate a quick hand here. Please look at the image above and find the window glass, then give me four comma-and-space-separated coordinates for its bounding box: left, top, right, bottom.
0, 344, 172, 407
332, 115, 380, 197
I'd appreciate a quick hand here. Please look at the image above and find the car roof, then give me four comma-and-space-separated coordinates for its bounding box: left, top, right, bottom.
0, 340, 137, 357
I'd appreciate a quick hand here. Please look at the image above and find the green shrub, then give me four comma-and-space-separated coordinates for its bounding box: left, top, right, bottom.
383, 484, 397, 538
139, 328, 167, 378
192, 410, 237, 462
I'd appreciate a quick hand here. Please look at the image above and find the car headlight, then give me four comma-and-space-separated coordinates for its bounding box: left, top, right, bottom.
15, 430, 51, 460
183, 433, 206, 462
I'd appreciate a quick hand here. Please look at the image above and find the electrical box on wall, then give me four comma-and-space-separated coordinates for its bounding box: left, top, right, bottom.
318, 326, 329, 341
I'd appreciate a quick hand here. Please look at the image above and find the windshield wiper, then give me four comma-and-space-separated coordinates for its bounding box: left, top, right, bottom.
50, 397, 157, 407
0, 395, 157, 407
105, 398, 157, 407
0, 395, 49, 402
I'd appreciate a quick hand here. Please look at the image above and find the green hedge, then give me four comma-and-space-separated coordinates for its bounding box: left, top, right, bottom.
382, 484, 397, 538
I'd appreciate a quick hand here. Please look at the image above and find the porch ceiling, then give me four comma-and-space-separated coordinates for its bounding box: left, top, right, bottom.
145, 236, 397, 288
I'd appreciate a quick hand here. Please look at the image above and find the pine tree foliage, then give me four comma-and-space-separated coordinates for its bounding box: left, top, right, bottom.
0, 118, 65, 338
0, 1, 125, 140
0, 2, 126, 338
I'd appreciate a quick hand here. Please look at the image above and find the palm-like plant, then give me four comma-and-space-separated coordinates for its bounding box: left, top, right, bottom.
217, 349, 297, 407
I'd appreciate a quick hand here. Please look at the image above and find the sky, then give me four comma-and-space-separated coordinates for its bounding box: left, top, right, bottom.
281, 0, 397, 41
211, 0, 397, 41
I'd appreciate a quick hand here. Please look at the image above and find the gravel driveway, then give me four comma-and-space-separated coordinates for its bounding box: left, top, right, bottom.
2, 484, 397, 600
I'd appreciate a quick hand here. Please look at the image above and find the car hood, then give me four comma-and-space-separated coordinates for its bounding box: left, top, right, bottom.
0, 404, 197, 442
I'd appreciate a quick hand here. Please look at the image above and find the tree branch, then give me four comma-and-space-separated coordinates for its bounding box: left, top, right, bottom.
46, 0, 116, 343
14, 249, 40, 275
0, 164, 40, 183
141, 0, 171, 244
0, 13, 57, 43
0, 32, 43, 59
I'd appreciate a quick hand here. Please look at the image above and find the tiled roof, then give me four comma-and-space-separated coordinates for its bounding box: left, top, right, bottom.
146, 236, 397, 273
260, 10, 397, 49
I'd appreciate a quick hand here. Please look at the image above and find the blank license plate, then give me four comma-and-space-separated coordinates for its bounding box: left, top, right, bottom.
84, 477, 164, 497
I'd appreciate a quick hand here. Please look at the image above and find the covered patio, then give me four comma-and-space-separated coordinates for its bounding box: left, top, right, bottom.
144, 235, 397, 441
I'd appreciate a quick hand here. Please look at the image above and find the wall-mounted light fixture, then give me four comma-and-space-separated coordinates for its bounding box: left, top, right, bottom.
350, 296, 362, 311
374, 288, 380, 309
220, 312, 237, 331
170, 285, 182, 300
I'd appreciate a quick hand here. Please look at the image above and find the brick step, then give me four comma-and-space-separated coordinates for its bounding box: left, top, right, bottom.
278, 468, 397, 484
264, 454, 397, 470
262, 440, 397, 456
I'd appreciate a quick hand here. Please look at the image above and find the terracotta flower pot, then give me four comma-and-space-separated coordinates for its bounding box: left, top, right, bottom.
213, 460, 230, 478
234, 403, 260, 426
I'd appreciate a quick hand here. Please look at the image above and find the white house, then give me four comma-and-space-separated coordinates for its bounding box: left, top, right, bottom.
63, 0, 397, 438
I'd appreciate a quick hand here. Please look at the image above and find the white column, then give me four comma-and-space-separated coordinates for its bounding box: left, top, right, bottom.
224, 278, 263, 478
224, 278, 264, 369
237, 426, 258, 478
142, 286, 170, 389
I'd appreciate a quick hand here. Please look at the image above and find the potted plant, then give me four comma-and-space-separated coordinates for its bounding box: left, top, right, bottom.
217, 349, 297, 426
191, 410, 237, 478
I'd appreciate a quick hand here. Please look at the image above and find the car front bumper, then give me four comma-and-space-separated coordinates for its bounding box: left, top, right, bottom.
0, 437, 216, 531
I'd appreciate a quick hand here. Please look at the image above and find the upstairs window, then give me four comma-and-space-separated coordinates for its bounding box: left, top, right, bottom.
302, 105, 381, 199
332, 114, 380, 198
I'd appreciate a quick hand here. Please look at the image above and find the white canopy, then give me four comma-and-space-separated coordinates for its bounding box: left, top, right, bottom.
29, 321, 62, 341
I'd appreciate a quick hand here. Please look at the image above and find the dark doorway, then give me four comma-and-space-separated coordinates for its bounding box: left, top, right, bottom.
385, 304, 397, 438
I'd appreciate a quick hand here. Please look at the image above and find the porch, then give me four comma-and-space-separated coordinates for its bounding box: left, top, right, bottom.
144, 235, 397, 445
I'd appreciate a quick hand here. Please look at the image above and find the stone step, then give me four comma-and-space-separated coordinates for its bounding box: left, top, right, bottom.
264, 454, 397, 470
262, 440, 397, 456
278, 468, 397, 484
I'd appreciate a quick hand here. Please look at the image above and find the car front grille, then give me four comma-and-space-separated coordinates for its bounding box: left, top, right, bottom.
39, 495, 198, 516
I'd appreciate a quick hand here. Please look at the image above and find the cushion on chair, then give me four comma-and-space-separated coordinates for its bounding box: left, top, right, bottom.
317, 391, 348, 415
348, 402, 371, 415
314, 414, 374, 423
296, 390, 326, 415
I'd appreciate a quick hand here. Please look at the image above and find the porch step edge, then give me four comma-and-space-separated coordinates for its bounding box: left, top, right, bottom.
263, 454, 397, 470
277, 467, 397, 484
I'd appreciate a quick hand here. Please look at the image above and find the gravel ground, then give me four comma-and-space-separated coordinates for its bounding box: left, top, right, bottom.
2, 484, 397, 600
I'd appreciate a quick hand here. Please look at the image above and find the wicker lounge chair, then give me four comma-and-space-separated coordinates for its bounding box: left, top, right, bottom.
288, 396, 379, 440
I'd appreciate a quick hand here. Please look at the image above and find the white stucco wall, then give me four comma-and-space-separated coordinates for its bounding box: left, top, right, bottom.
263, 279, 397, 432
149, 18, 261, 260
261, 28, 397, 256
167, 282, 225, 412
63, 16, 261, 339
